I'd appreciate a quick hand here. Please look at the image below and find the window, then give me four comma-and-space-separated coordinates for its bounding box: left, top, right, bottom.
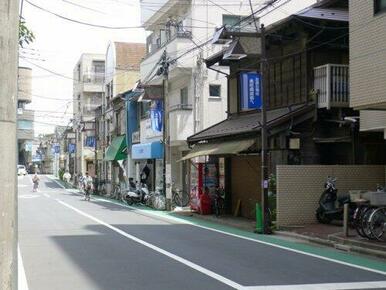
140, 101, 151, 119
375, 0, 386, 14
222, 15, 243, 31
209, 85, 221, 98
180, 87, 188, 105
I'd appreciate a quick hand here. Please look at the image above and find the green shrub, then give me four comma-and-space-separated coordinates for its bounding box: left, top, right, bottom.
58, 168, 65, 180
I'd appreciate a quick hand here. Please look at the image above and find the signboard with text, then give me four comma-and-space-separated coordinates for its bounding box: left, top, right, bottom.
239, 71, 261, 111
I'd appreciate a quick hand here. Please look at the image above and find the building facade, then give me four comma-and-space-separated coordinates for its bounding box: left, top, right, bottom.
72, 53, 105, 179
100, 42, 145, 193
350, 0, 386, 142
17, 67, 35, 169
186, 0, 384, 219
139, 0, 261, 199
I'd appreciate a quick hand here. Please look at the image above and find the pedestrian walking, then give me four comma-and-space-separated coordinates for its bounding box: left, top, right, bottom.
63, 171, 71, 183
32, 173, 40, 192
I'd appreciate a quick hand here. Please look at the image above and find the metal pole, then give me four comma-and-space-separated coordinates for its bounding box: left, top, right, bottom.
260, 24, 270, 234
343, 203, 349, 237
0, 0, 19, 288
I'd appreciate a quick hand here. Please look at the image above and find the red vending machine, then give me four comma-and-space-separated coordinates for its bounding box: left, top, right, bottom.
190, 161, 218, 214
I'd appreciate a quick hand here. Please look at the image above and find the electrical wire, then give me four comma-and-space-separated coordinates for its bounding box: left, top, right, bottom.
25, 0, 143, 29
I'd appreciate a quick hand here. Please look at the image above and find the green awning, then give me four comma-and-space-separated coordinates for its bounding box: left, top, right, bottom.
105, 135, 127, 161
180, 139, 255, 161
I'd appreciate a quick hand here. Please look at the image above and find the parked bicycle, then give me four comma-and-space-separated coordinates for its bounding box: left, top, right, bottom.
172, 188, 190, 208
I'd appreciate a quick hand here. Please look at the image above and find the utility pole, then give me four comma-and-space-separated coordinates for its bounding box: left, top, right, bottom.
259, 24, 271, 234
160, 51, 172, 210
0, 0, 19, 289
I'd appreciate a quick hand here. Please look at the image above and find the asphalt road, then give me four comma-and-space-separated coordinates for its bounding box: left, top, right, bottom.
18, 175, 386, 290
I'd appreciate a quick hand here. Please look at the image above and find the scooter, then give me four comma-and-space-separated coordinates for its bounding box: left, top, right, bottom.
122, 182, 149, 205
315, 177, 352, 224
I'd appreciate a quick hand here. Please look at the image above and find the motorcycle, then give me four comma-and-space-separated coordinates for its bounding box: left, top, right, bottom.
122, 181, 149, 205
316, 176, 353, 224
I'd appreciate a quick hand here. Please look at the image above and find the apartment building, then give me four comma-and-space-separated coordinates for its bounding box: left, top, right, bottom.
138, 0, 262, 197
72, 53, 105, 178
350, 0, 386, 152
17, 66, 35, 168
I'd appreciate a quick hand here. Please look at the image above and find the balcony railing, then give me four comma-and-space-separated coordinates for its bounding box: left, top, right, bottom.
82, 72, 104, 84
146, 29, 192, 58
314, 64, 349, 109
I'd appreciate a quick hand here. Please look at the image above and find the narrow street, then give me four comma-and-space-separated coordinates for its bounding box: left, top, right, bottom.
18, 175, 386, 290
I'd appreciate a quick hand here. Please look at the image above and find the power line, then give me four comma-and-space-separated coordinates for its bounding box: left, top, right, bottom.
25, 0, 143, 29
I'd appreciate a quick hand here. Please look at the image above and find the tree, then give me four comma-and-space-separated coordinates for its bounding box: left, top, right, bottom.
19, 19, 35, 47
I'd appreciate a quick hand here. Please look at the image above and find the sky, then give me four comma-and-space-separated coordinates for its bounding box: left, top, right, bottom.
20, 0, 316, 136
20, 0, 145, 135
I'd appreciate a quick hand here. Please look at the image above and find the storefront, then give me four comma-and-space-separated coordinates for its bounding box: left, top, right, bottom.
104, 135, 127, 192
131, 141, 164, 191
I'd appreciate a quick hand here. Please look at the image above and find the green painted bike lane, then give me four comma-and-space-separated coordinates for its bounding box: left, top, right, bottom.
51, 176, 386, 275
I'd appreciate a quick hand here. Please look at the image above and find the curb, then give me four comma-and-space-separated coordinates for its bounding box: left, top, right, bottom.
276, 230, 386, 260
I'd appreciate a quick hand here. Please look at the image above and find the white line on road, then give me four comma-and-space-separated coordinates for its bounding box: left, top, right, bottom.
43, 193, 51, 198
244, 281, 386, 290
18, 246, 29, 290
56, 199, 244, 289
93, 198, 386, 277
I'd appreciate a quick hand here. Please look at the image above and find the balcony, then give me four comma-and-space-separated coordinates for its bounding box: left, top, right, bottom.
314, 64, 349, 109
141, 34, 194, 84
169, 105, 193, 144
82, 72, 104, 93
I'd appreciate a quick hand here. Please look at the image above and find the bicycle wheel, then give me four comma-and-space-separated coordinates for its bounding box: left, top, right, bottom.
369, 207, 386, 241
353, 206, 368, 238
361, 207, 377, 240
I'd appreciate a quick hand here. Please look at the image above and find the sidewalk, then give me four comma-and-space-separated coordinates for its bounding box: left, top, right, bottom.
173, 210, 386, 260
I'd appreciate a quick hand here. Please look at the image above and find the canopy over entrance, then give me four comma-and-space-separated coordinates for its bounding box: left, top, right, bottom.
180, 139, 255, 161
105, 135, 127, 161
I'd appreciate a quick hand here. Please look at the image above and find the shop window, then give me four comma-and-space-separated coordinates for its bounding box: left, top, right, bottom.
209, 85, 221, 99
180, 87, 188, 105
374, 0, 386, 14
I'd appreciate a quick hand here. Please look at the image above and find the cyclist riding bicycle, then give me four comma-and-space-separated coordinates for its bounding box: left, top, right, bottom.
83, 172, 93, 201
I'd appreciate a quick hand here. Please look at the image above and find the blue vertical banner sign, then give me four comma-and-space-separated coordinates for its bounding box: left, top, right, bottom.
68, 143, 76, 153
150, 100, 163, 132
239, 71, 262, 111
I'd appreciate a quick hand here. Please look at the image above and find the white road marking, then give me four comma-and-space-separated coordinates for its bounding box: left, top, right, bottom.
93, 197, 386, 277
18, 246, 29, 290
43, 193, 51, 198
56, 199, 243, 290
244, 281, 386, 290
19, 194, 40, 199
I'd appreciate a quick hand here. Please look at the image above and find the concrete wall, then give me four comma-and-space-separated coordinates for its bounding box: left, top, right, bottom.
350, 1, 386, 109
276, 165, 385, 227
0, 0, 19, 287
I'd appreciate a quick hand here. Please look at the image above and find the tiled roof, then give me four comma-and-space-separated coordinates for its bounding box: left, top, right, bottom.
188, 103, 315, 143
114, 42, 146, 71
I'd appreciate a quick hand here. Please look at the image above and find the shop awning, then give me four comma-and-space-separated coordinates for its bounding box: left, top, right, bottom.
132, 141, 163, 160
104, 135, 127, 161
180, 139, 255, 161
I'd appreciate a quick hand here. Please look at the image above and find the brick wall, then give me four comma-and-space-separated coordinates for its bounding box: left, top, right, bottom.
350, 1, 386, 109
276, 165, 385, 227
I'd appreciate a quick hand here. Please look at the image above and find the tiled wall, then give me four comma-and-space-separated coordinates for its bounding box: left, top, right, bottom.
350, 1, 386, 109
276, 165, 385, 227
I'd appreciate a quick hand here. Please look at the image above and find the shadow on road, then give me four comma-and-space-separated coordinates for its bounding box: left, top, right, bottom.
49, 224, 230, 290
